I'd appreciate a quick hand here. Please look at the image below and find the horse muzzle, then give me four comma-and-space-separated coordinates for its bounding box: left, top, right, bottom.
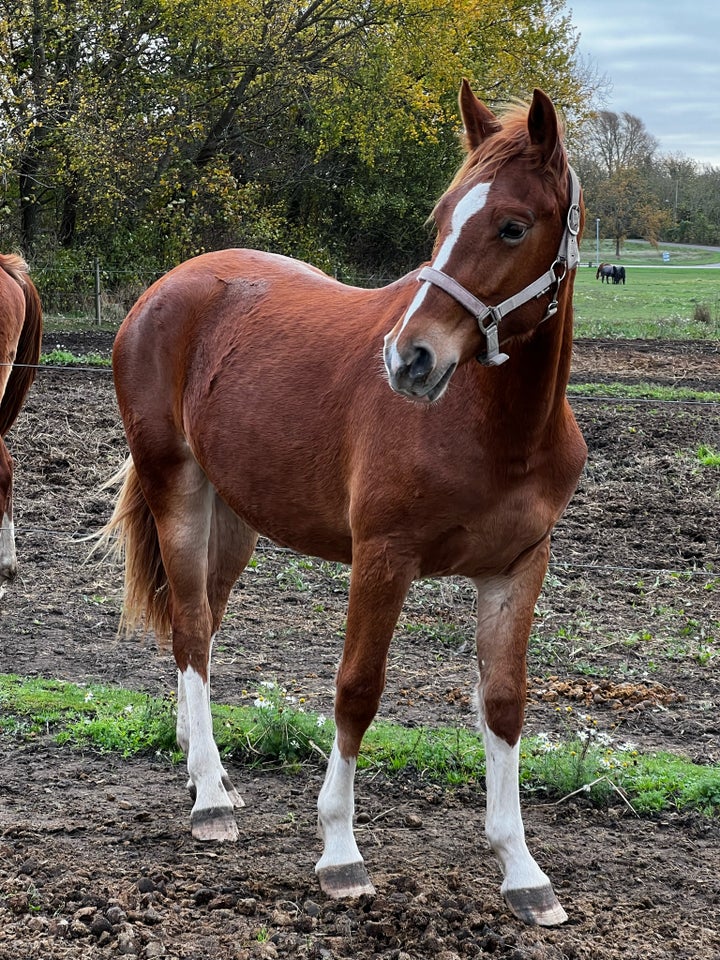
383, 335, 457, 403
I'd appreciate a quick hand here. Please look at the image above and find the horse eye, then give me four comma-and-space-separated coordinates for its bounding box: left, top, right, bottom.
499, 221, 528, 243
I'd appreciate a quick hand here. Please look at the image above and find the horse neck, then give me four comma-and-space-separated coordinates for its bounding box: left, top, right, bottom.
469, 280, 576, 451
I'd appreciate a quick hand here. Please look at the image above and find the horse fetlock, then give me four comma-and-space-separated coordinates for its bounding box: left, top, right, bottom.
221, 773, 245, 809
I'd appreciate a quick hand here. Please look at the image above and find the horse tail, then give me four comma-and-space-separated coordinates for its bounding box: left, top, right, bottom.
0, 254, 43, 437
100, 456, 172, 642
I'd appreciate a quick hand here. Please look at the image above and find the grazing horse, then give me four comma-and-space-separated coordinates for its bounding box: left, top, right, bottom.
614, 265, 626, 284
0, 255, 43, 579
595, 262, 615, 283
105, 82, 586, 926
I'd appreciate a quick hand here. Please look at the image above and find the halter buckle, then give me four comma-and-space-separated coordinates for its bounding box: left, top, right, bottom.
567, 203, 581, 236
477, 311, 509, 366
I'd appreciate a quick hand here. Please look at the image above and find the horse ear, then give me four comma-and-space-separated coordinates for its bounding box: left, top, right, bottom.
527, 88, 563, 169
459, 79, 500, 151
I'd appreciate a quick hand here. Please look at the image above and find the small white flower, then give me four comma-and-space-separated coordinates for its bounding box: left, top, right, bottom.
84, 691, 94, 703
316, 714, 327, 728
124, 704, 133, 714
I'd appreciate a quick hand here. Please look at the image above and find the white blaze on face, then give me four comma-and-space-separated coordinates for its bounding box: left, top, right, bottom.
385, 180, 492, 368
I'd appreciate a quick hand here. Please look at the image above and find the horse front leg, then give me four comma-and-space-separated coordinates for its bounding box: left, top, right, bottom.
474, 540, 567, 927
315, 543, 413, 898
0, 441, 16, 581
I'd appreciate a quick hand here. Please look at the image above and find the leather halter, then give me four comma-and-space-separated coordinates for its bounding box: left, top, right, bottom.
417, 165, 582, 366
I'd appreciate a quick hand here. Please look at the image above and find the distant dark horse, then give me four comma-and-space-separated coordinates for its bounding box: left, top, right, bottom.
596, 263, 626, 284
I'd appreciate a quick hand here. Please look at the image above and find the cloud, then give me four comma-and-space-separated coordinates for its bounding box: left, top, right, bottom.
569, 0, 720, 165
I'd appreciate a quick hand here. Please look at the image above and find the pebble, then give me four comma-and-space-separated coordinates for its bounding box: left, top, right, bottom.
106, 904, 127, 925
303, 899, 321, 917
144, 941, 166, 958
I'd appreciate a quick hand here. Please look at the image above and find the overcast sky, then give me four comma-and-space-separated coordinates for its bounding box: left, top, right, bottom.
568, 0, 720, 167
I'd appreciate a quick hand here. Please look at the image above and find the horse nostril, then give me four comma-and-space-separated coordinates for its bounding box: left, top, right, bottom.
408, 345, 434, 381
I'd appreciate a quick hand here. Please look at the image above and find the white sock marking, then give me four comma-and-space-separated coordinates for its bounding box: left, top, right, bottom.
316, 737, 364, 872
182, 664, 234, 815
482, 724, 550, 893
0, 512, 16, 576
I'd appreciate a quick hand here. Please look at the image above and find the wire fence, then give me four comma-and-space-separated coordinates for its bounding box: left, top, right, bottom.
29, 259, 398, 323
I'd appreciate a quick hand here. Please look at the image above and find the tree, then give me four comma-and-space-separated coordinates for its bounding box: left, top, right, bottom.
573, 109, 666, 254
583, 109, 657, 177
1, 0, 598, 277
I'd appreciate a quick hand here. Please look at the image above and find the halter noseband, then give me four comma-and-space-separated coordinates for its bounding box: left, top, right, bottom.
417, 165, 582, 366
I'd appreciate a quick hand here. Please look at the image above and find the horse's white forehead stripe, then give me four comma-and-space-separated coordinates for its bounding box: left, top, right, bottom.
437, 180, 492, 270
398, 180, 491, 334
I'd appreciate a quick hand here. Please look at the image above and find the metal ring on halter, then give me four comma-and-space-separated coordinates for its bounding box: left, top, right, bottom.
567, 203, 581, 237
550, 258, 568, 284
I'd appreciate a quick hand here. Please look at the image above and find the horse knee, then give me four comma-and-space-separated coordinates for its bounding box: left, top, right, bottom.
334, 666, 384, 747
478, 680, 525, 745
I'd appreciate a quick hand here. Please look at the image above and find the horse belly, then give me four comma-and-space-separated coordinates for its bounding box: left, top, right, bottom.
184, 364, 356, 563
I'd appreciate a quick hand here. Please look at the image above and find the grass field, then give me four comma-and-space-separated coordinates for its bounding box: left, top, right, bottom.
572, 266, 720, 338
572, 239, 720, 338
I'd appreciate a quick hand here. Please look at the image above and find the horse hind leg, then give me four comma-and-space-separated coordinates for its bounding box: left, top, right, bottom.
139, 451, 254, 843
176, 492, 258, 816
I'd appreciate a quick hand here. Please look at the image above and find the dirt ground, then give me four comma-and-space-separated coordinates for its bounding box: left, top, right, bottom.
0, 331, 719, 959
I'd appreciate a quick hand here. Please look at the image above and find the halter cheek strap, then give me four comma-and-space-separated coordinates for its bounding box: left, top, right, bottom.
417, 165, 582, 366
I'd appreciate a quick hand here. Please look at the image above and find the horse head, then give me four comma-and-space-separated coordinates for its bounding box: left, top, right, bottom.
383, 82, 583, 402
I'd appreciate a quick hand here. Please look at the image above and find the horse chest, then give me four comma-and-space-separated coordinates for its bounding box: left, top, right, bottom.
414, 427, 583, 569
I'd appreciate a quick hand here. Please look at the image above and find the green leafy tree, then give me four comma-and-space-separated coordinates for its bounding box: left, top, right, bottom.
1, 0, 596, 279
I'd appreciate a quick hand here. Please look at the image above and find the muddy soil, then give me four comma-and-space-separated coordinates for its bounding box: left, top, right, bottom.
0, 333, 718, 959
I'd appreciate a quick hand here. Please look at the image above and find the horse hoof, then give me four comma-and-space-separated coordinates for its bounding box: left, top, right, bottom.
503, 884, 568, 926
316, 862, 376, 899
191, 807, 239, 842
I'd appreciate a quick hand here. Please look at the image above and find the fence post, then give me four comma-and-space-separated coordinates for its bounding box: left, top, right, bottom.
94, 257, 101, 325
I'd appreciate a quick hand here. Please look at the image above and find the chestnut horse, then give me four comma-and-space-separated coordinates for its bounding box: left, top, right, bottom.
595, 262, 615, 283
0, 254, 43, 580
106, 82, 586, 926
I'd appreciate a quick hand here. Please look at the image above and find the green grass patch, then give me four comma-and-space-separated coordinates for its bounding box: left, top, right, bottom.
567, 381, 720, 403
572, 265, 720, 340
579, 238, 720, 268
696, 444, 720, 467
1, 674, 718, 817
41, 348, 112, 367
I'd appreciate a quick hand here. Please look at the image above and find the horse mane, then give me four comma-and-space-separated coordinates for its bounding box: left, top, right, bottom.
448, 100, 568, 194
0, 252, 31, 288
